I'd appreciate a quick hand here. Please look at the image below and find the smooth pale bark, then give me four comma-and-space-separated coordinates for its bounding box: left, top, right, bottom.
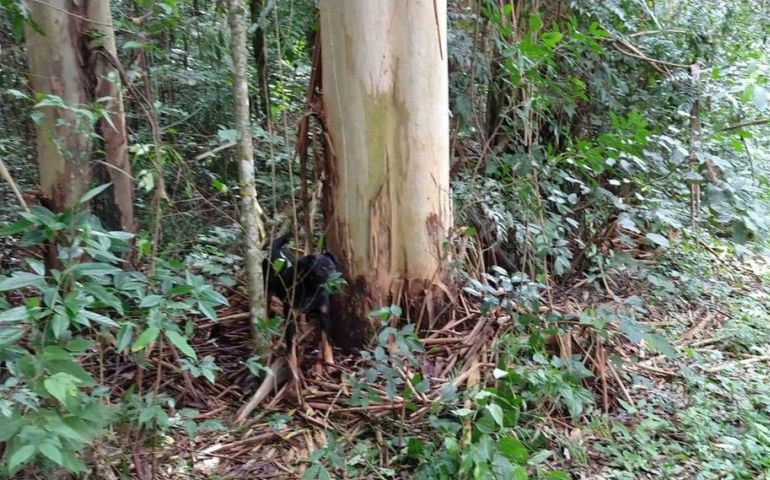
228, 0, 268, 354
320, 0, 452, 342
86, 2, 135, 233
25, 1, 91, 211
25, 1, 134, 236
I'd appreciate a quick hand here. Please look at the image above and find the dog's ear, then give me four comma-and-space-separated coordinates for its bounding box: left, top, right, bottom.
297, 254, 317, 272
322, 251, 337, 265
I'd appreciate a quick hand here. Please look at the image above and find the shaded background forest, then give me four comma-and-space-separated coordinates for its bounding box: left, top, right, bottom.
1, 0, 770, 478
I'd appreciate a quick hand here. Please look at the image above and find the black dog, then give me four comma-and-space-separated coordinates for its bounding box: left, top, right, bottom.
262, 233, 338, 343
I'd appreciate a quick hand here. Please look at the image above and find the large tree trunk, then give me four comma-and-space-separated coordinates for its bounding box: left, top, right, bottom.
320, 0, 452, 347
25, 1, 133, 236
228, 0, 268, 356
25, 1, 92, 212
86, 2, 135, 234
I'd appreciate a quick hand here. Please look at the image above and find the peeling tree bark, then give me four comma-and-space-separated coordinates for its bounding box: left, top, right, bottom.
320, 0, 452, 347
25, 1, 133, 237
250, 0, 270, 123
86, 2, 135, 234
228, 0, 269, 356
25, 1, 92, 212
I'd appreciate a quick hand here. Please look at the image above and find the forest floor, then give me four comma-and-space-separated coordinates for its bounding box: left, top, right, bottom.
118, 243, 770, 480
571, 252, 770, 479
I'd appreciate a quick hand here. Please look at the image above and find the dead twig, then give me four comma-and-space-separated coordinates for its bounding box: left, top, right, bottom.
0, 157, 29, 212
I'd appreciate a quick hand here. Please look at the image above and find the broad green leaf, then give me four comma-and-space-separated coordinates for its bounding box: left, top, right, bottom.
122, 40, 145, 49
0, 415, 23, 441
0, 218, 33, 235
0, 272, 46, 291
165, 330, 197, 360
105, 230, 134, 241
644, 232, 670, 248
82, 283, 124, 314
0, 306, 29, 323
491, 453, 517, 480
753, 85, 767, 110
646, 333, 677, 357
541, 31, 562, 48
197, 301, 217, 321
44, 372, 81, 404
498, 435, 529, 464
452, 407, 473, 417
26, 258, 45, 276
78, 183, 112, 204
69, 262, 121, 278
83, 310, 118, 328
132, 326, 160, 352
546, 471, 571, 480
486, 403, 504, 428
39, 443, 64, 466
619, 318, 647, 344
511, 465, 529, 480
7, 444, 37, 472
139, 295, 164, 308
51, 313, 69, 338
116, 323, 134, 352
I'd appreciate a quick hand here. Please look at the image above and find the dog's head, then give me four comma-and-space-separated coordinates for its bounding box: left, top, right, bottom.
297, 252, 338, 284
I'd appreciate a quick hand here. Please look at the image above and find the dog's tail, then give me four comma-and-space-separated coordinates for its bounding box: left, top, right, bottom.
269, 232, 295, 266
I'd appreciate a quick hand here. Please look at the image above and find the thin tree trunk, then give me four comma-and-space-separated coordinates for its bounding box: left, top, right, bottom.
320, 0, 452, 347
86, 2, 135, 234
229, 0, 268, 355
689, 63, 701, 227
250, 0, 270, 123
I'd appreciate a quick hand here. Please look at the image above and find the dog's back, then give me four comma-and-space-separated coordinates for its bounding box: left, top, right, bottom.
263, 233, 295, 300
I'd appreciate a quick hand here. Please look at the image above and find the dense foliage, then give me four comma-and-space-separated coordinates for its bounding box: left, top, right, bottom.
1, 0, 769, 478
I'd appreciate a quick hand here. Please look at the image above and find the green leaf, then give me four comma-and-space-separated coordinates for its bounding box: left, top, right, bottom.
619, 318, 647, 344
197, 301, 217, 321
498, 435, 528, 464
69, 262, 121, 278
78, 183, 112, 204
43, 372, 81, 404
541, 31, 562, 48
82, 283, 124, 314
165, 330, 197, 360
644, 233, 670, 248
39, 443, 64, 466
529, 12, 543, 31
491, 453, 517, 479
116, 323, 134, 352
0, 306, 30, 323
26, 258, 45, 276
139, 295, 164, 308
83, 310, 118, 328
51, 312, 69, 338
646, 333, 677, 357
7, 444, 37, 472
0, 415, 23, 442
486, 403, 504, 428
122, 40, 145, 49
753, 85, 767, 110
105, 230, 134, 241
132, 326, 160, 352
511, 465, 529, 480
546, 471, 572, 480
0, 218, 33, 235
452, 407, 473, 417
0, 272, 46, 291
